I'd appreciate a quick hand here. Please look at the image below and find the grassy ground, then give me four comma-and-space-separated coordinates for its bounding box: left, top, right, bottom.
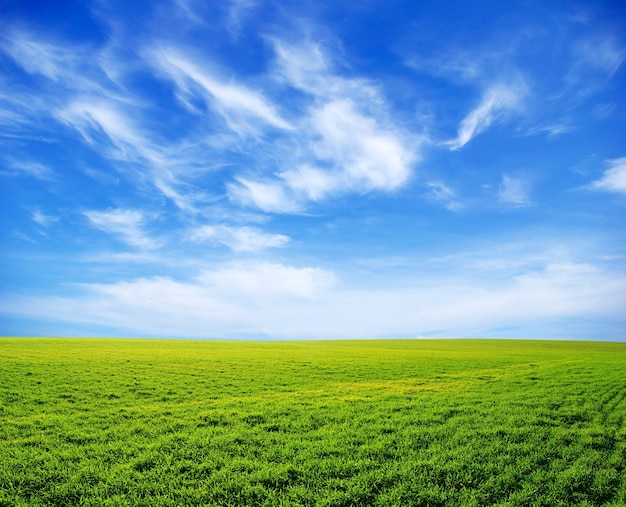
0, 338, 625, 506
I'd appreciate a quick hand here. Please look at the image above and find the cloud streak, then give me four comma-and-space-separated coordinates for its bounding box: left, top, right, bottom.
189, 225, 289, 252
425, 182, 463, 211
498, 174, 533, 207
151, 48, 293, 135
85, 209, 160, 250
591, 158, 626, 195
1, 29, 83, 82
572, 36, 626, 81
445, 81, 527, 150
32, 210, 60, 228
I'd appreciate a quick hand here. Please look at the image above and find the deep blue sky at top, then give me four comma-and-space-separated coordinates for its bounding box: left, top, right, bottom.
1, 0, 625, 340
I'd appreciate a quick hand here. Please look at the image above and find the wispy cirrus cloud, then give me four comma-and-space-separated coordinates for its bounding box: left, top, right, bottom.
1, 29, 214, 214
32, 210, 60, 228
1, 28, 83, 82
225, 0, 258, 38
2, 161, 56, 180
189, 225, 289, 252
522, 121, 574, 138
172, 0, 205, 25
590, 158, 626, 195
1, 27, 125, 106
0, 31, 91, 136
498, 174, 534, 207
84, 209, 161, 250
556, 34, 626, 101
58, 99, 206, 213
445, 81, 527, 150
425, 181, 463, 211
404, 42, 512, 86
150, 48, 293, 135
405, 37, 536, 149
571, 36, 625, 80
228, 177, 302, 213
269, 38, 381, 102
405, 15, 625, 149
59, 100, 151, 160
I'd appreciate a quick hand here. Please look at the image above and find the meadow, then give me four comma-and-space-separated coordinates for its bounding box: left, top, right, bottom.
0, 338, 625, 506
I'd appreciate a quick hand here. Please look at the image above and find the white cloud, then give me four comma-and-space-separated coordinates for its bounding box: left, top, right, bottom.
150, 48, 293, 134
280, 165, 338, 201
83, 252, 164, 264
32, 210, 60, 228
404, 43, 512, 86
560, 36, 626, 98
308, 99, 414, 191
425, 181, 463, 211
445, 81, 527, 150
199, 262, 336, 299
574, 37, 625, 78
1, 29, 81, 82
3, 28, 417, 217
269, 37, 382, 105
591, 158, 626, 195
1, 31, 224, 214
227, 97, 416, 211
59, 100, 154, 161
319, 263, 625, 338
524, 121, 574, 138
2, 254, 623, 339
498, 174, 533, 207
1, 28, 119, 102
189, 225, 289, 252
153, 177, 199, 214
225, 0, 258, 37
4, 161, 55, 180
0, 262, 338, 337
59, 100, 205, 213
224, 40, 417, 212
84, 209, 160, 250
227, 177, 301, 213
274, 99, 415, 203
173, 0, 204, 24
269, 38, 335, 96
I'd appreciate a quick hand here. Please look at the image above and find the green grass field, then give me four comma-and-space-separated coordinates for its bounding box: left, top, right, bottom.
1, 338, 625, 506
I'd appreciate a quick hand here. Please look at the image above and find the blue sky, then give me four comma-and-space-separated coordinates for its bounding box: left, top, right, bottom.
1, 0, 625, 340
